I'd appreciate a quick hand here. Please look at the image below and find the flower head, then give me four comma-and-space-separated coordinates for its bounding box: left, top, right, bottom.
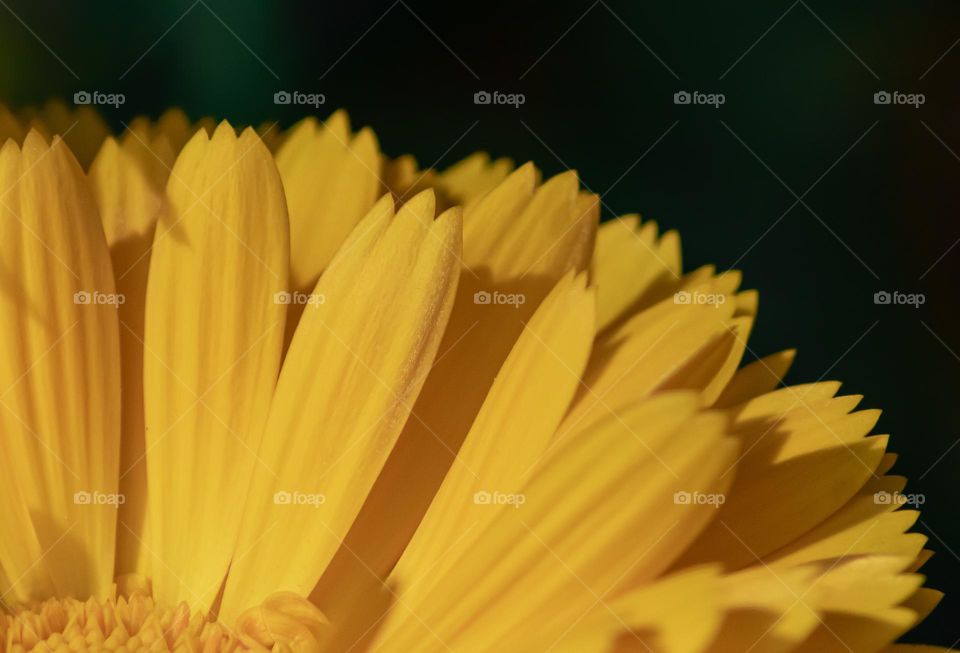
0, 100, 944, 652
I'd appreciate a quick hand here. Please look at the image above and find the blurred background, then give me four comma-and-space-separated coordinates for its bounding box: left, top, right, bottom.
2, 0, 959, 645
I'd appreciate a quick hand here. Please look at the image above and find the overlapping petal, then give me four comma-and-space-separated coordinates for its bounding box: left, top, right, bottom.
0, 107, 944, 653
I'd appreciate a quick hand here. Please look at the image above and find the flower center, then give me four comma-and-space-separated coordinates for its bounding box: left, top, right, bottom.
0, 576, 328, 652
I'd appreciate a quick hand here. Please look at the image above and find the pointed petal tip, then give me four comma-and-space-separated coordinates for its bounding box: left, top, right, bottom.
213, 120, 237, 139
22, 128, 49, 152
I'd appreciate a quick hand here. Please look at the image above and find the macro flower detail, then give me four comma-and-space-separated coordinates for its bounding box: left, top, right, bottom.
0, 101, 945, 652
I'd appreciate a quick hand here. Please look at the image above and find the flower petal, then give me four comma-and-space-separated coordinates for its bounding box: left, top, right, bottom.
140, 123, 289, 610
436, 152, 514, 205
218, 191, 462, 623
676, 387, 889, 570
766, 477, 926, 567
373, 393, 736, 652
276, 112, 382, 290
313, 165, 599, 597
715, 349, 796, 408
390, 272, 594, 584
88, 127, 173, 575
21, 100, 110, 169
561, 277, 748, 440
593, 215, 681, 332
0, 132, 120, 601
316, 270, 595, 649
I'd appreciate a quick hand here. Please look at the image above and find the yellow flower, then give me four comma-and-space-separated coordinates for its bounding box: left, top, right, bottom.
0, 101, 945, 653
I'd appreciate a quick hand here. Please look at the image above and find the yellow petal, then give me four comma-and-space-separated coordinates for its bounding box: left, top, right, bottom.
141, 123, 290, 611
235, 592, 330, 652
463, 167, 596, 279
313, 165, 599, 599
593, 215, 682, 331
811, 556, 923, 616
794, 607, 918, 653
708, 565, 825, 653
766, 481, 926, 567
88, 127, 174, 575
710, 558, 918, 652
900, 588, 944, 631
610, 566, 723, 653
677, 389, 888, 570
878, 452, 899, 475
256, 120, 285, 152
218, 191, 462, 624
317, 270, 594, 649
390, 271, 595, 590
715, 349, 796, 408
373, 394, 736, 652
0, 132, 120, 601
659, 315, 753, 405
381, 153, 441, 206
154, 108, 200, 153
560, 277, 745, 439
540, 566, 724, 653
89, 128, 174, 246
22, 100, 111, 169
734, 288, 759, 316
436, 151, 514, 204
276, 112, 382, 290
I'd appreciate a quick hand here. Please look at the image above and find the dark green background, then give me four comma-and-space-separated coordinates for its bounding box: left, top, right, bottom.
2, 0, 958, 646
